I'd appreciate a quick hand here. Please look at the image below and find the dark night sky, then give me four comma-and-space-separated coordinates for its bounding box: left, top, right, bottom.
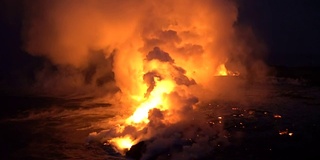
237, 0, 320, 67
0, 0, 320, 93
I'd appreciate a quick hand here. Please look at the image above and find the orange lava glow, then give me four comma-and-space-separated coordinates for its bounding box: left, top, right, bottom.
126, 79, 175, 124
216, 64, 228, 76
109, 135, 135, 151
22, 0, 270, 156
106, 0, 241, 151
274, 114, 282, 118
48, 0, 253, 153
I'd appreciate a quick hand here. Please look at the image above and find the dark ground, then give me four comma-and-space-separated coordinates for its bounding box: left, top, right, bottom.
1, 67, 320, 160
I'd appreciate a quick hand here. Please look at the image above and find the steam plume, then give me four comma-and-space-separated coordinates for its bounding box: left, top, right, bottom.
23, 0, 269, 158
23, 0, 267, 99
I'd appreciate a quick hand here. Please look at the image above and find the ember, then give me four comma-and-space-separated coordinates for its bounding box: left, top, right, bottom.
274, 114, 282, 118
279, 129, 294, 136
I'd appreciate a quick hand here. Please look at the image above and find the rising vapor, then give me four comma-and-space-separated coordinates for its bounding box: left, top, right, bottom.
23, 0, 267, 98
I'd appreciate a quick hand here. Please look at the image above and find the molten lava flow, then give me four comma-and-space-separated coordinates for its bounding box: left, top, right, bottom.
107, 16, 243, 154
109, 45, 201, 152
23, 0, 269, 158
60, 0, 259, 155
109, 135, 135, 151
126, 79, 175, 124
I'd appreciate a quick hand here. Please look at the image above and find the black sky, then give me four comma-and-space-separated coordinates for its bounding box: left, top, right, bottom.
0, 0, 320, 93
238, 0, 320, 67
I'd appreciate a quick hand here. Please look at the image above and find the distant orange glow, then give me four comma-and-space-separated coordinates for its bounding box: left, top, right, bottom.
279, 129, 293, 136
274, 114, 282, 118
216, 64, 228, 76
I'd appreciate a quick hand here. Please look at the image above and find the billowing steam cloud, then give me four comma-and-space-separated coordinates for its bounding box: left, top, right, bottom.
23, 0, 268, 158
23, 0, 267, 98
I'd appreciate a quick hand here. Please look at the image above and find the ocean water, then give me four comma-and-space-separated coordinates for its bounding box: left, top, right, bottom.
1, 78, 320, 160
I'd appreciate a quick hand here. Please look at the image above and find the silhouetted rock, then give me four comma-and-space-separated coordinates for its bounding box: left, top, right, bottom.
125, 141, 146, 160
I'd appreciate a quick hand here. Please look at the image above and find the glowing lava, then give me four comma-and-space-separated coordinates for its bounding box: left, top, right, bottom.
216, 64, 228, 76
126, 79, 175, 124
109, 135, 135, 151
83, 0, 245, 154
110, 54, 181, 151
22, 0, 269, 158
